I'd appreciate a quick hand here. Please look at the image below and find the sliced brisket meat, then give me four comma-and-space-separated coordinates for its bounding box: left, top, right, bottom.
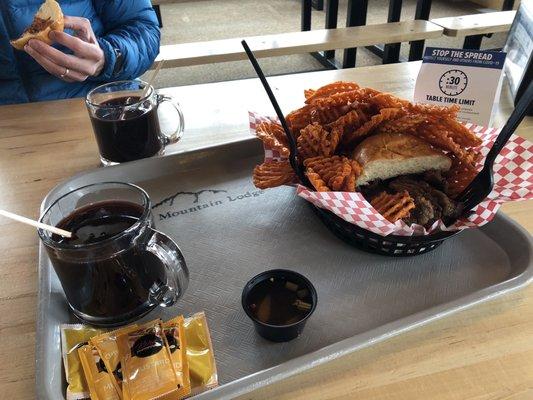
389, 176, 460, 226
26, 17, 53, 34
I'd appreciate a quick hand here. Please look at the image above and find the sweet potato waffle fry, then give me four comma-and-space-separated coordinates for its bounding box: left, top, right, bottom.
285, 105, 313, 135
413, 123, 480, 166
370, 191, 416, 223
297, 122, 339, 159
310, 90, 367, 125
256, 121, 290, 158
305, 169, 330, 192
304, 81, 361, 104
297, 123, 324, 159
253, 161, 296, 189
344, 160, 362, 192
343, 107, 404, 146
407, 103, 460, 117
286, 88, 378, 133
304, 156, 362, 191
377, 113, 426, 134
445, 155, 479, 199
441, 119, 482, 147
366, 92, 410, 109
357, 87, 382, 99
304, 89, 315, 99
326, 107, 370, 138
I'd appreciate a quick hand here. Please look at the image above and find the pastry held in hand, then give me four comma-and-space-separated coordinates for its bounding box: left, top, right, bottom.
11, 0, 64, 50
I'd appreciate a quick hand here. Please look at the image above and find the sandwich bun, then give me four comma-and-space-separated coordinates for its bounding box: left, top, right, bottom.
11, 0, 64, 51
353, 132, 452, 187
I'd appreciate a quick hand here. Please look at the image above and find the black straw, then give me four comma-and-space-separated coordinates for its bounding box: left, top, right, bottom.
241, 40, 305, 182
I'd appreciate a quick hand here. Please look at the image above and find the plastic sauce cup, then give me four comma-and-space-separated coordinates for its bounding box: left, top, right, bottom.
241, 269, 317, 342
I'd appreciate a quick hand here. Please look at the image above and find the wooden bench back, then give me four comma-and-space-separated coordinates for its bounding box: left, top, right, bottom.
153, 20, 443, 69
431, 10, 516, 37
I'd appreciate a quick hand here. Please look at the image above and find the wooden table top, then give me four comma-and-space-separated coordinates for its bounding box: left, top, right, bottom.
0, 62, 531, 400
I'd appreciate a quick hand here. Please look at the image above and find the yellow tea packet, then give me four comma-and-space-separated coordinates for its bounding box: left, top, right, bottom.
61, 324, 104, 400
78, 345, 121, 400
183, 312, 218, 395
91, 326, 134, 398
162, 316, 191, 399
117, 320, 180, 400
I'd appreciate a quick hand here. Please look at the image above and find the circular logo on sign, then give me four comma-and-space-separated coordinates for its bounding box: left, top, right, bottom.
438, 69, 468, 96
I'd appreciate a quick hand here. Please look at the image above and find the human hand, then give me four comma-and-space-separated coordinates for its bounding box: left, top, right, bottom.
24, 16, 105, 82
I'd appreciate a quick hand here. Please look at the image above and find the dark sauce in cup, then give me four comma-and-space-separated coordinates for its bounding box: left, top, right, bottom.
242, 269, 317, 342
247, 277, 313, 325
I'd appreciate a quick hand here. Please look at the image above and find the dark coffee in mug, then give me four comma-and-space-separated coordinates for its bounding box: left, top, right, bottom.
86, 81, 184, 166
40, 182, 188, 326
90, 96, 164, 163
51, 200, 167, 321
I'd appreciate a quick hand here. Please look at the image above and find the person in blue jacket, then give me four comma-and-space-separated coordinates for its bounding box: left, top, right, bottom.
0, 0, 161, 105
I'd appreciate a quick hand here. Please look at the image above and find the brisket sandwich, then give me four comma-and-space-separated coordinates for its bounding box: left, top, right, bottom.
11, 0, 64, 51
353, 132, 463, 227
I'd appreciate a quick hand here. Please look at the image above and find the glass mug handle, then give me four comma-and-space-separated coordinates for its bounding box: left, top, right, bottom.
144, 227, 189, 307
157, 93, 185, 145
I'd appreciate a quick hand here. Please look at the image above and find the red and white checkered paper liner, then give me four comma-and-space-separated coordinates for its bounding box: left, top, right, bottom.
249, 112, 533, 236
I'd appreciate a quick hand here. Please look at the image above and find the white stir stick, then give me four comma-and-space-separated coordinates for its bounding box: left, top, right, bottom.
119, 59, 165, 120
0, 209, 73, 238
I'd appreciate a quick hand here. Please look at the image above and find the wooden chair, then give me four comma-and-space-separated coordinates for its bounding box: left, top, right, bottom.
152, 20, 443, 69
431, 10, 516, 49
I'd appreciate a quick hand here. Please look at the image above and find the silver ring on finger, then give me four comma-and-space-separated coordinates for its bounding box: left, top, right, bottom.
60, 67, 70, 79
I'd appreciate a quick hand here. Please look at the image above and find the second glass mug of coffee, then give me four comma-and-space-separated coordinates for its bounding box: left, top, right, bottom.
86, 80, 184, 166
39, 182, 189, 327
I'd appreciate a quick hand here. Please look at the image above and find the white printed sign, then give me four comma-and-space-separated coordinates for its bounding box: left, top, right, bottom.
414, 47, 506, 126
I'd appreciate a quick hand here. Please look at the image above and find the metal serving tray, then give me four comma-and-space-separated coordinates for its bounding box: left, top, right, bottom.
36, 139, 533, 400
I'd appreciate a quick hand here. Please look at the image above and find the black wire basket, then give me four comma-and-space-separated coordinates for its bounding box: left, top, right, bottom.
241, 41, 462, 257
310, 205, 460, 256
281, 117, 461, 256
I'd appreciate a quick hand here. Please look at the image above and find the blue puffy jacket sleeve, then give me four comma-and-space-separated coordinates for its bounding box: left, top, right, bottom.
91, 0, 160, 81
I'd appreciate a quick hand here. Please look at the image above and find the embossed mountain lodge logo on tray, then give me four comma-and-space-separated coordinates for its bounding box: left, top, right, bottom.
153, 188, 265, 221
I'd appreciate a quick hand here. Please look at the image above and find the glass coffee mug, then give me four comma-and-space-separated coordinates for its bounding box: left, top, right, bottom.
39, 182, 189, 327
86, 80, 184, 166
